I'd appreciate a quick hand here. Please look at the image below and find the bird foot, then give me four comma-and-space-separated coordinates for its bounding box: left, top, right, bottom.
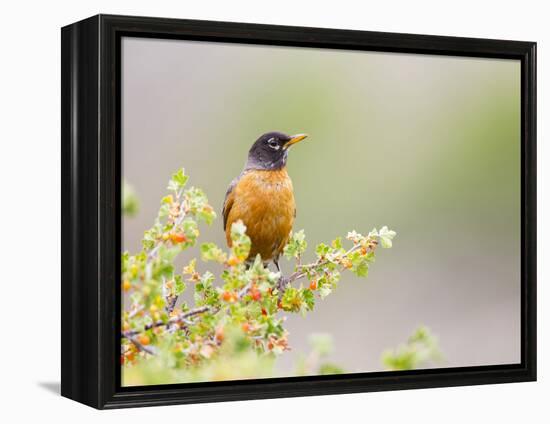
277, 275, 289, 297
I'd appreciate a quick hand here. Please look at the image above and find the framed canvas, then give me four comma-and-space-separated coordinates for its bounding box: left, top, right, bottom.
61, 14, 537, 409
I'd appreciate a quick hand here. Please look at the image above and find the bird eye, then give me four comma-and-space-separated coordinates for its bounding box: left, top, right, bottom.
267, 138, 280, 150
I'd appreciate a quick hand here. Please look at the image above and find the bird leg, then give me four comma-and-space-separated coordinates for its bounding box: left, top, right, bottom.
276, 264, 288, 296
277, 276, 289, 295
272, 258, 289, 297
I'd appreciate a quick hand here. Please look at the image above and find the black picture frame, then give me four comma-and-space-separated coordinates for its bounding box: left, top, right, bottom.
61, 14, 537, 409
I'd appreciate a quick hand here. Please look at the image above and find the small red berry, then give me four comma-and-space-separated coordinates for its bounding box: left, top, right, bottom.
250, 286, 261, 301
227, 256, 240, 266
170, 233, 187, 244
138, 334, 150, 346
122, 279, 131, 292
222, 291, 236, 302
215, 326, 225, 342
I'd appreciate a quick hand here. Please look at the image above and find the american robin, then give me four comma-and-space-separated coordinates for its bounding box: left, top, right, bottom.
222, 131, 308, 270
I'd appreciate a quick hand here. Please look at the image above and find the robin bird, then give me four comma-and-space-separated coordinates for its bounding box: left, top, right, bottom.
222, 131, 308, 271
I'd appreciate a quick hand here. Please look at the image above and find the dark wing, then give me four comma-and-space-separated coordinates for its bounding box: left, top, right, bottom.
222, 173, 243, 231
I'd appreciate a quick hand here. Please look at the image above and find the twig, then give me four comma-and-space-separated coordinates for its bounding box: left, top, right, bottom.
122, 280, 256, 338
128, 304, 144, 319
279, 241, 377, 292
237, 282, 252, 298
165, 295, 178, 314
146, 243, 162, 261
122, 305, 215, 337
126, 334, 158, 355
124, 235, 379, 340
145, 191, 189, 311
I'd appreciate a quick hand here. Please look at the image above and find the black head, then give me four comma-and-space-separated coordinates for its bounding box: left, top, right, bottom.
245, 131, 308, 170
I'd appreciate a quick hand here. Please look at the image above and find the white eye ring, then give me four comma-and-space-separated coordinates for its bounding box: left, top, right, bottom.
267, 138, 280, 150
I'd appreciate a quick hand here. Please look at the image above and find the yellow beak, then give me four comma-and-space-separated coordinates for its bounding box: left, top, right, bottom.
283, 134, 308, 150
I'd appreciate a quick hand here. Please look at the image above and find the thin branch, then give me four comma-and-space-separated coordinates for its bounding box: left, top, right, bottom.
237, 282, 253, 298
145, 191, 189, 312
126, 334, 158, 355
146, 189, 186, 262
122, 305, 215, 337
146, 242, 162, 261
279, 241, 377, 292
128, 304, 144, 319
165, 295, 178, 314
172, 194, 188, 228
123, 279, 256, 339
124, 236, 379, 339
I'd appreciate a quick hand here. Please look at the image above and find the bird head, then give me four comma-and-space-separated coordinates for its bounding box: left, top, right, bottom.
246, 131, 308, 170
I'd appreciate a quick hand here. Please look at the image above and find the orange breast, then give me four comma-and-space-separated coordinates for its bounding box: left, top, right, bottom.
225, 168, 295, 262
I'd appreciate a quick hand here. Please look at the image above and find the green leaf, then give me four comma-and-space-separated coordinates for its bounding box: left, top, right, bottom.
158, 203, 170, 218
379, 226, 397, 248
174, 275, 186, 296
121, 251, 129, 273
318, 363, 344, 375
200, 242, 227, 263
302, 288, 315, 311
200, 271, 215, 287
141, 231, 155, 250
185, 187, 216, 224
319, 285, 332, 299
281, 287, 301, 312
122, 180, 139, 217
231, 220, 247, 237
349, 251, 369, 277
198, 208, 216, 225
381, 326, 442, 371
161, 195, 173, 204
230, 220, 251, 261
167, 168, 189, 192
353, 260, 369, 277
346, 230, 362, 243
315, 243, 330, 258
283, 230, 307, 259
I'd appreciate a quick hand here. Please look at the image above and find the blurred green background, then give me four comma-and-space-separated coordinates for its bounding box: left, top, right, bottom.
122, 37, 521, 374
